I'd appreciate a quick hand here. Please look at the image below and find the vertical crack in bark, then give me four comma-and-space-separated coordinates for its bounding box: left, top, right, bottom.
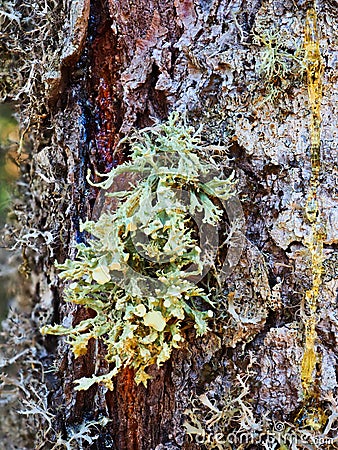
75, 1, 182, 447
88, 0, 125, 174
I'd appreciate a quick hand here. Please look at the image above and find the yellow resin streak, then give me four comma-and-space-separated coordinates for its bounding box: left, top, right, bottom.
301, 6, 325, 401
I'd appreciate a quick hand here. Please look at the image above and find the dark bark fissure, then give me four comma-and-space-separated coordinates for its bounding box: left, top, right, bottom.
47, 1, 184, 448
88, 0, 124, 173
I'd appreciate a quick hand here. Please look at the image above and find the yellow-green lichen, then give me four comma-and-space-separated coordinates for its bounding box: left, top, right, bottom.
41, 114, 237, 389
253, 29, 304, 104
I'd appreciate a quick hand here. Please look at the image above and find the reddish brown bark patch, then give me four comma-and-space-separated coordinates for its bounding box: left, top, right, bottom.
107, 363, 175, 450
62, 0, 183, 446
88, 0, 124, 173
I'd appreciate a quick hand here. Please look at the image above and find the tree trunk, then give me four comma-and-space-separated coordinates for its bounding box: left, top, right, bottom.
1, 0, 338, 449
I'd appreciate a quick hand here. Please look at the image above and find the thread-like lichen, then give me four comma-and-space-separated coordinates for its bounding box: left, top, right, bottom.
41, 114, 237, 389
253, 28, 303, 104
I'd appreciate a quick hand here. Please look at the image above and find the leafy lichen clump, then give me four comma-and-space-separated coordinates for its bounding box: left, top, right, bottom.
41, 114, 236, 389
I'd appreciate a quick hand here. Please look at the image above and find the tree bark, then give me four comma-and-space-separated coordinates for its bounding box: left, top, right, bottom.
1, 0, 338, 449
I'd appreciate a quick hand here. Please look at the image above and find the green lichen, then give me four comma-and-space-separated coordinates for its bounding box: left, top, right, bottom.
253, 29, 304, 104
41, 114, 237, 389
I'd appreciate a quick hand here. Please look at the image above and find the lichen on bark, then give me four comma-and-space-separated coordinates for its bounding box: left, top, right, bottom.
1, 0, 338, 449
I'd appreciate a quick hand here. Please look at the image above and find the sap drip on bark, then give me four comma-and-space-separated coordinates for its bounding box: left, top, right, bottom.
185, 2, 338, 447
297, 5, 327, 431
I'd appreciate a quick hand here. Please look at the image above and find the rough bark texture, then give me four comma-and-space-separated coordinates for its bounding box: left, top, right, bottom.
1, 0, 338, 449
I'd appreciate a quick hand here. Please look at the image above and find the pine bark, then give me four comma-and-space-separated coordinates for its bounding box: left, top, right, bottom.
1, 0, 338, 449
